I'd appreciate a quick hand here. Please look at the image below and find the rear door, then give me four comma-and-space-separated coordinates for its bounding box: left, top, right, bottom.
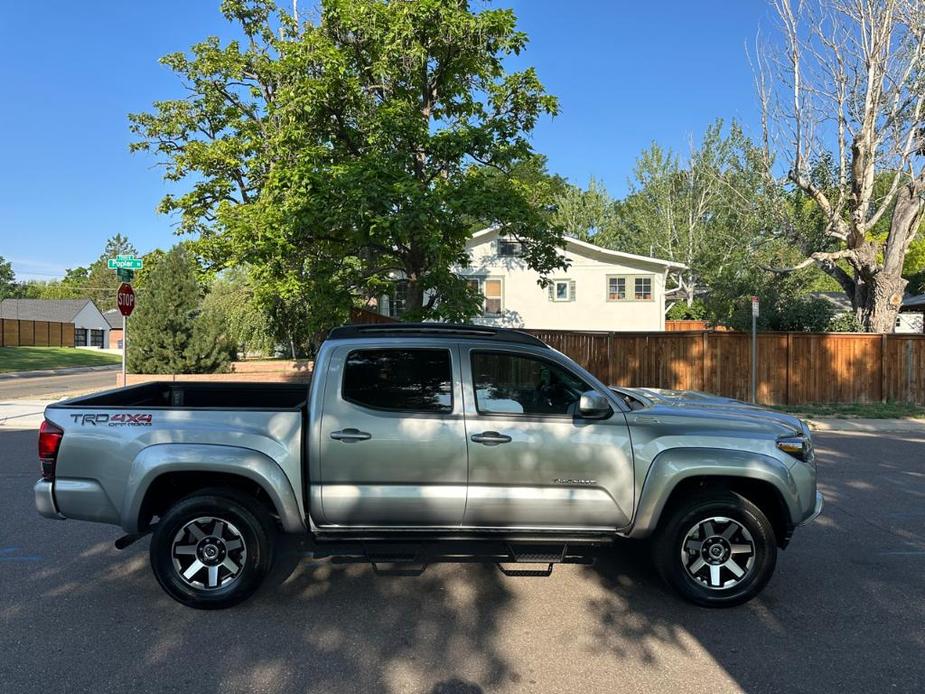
461, 346, 634, 530
317, 342, 468, 527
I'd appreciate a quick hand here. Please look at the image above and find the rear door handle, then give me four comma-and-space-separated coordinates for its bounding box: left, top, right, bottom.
330, 428, 372, 442
470, 431, 512, 446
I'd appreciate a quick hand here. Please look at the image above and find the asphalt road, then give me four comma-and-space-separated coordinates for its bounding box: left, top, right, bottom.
0, 369, 117, 400
1, 430, 922, 694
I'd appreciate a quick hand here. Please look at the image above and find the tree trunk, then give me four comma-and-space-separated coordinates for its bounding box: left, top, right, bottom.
859, 182, 924, 333
405, 277, 424, 318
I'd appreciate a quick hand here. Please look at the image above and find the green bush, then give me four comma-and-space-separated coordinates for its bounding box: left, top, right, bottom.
828, 312, 864, 332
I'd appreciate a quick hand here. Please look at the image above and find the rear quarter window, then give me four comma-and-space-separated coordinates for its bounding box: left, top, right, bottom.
342, 349, 453, 414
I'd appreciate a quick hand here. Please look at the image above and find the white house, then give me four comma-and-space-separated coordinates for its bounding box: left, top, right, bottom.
0, 299, 110, 347
380, 227, 685, 331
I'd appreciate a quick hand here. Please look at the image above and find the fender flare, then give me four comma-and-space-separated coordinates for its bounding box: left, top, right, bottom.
625, 447, 799, 539
122, 443, 305, 534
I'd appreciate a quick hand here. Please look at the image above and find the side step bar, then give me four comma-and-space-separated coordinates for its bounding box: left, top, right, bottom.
312, 540, 598, 577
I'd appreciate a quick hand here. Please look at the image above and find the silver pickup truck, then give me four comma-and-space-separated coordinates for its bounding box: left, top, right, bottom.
35, 323, 822, 609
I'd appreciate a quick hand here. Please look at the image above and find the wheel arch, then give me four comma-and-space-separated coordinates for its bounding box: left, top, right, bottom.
124, 444, 306, 534
627, 448, 799, 547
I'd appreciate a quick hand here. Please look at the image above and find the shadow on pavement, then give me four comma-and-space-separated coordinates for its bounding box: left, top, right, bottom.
1, 430, 923, 692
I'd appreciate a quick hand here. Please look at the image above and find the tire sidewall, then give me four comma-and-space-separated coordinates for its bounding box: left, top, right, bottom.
150, 493, 272, 609
656, 493, 777, 607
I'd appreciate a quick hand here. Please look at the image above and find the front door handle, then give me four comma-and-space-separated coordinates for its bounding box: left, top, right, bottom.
470, 431, 512, 446
330, 428, 372, 442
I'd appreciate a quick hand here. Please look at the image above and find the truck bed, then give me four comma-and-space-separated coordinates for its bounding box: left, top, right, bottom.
56, 381, 308, 410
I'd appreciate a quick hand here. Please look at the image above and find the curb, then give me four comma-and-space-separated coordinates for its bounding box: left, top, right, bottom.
806, 417, 925, 434
0, 365, 120, 381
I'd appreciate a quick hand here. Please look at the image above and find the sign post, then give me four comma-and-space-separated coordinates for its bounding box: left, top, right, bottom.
117, 283, 136, 387
751, 296, 759, 403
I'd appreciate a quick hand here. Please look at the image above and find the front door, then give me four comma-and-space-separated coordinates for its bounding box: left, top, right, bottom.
461, 347, 634, 530
317, 344, 468, 527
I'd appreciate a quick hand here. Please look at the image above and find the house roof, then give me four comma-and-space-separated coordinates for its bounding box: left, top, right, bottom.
902, 294, 925, 309
469, 227, 687, 270
811, 291, 853, 313
0, 299, 96, 323
102, 309, 123, 329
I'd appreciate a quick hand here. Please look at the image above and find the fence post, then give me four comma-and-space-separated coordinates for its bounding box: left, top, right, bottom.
880, 333, 888, 403
701, 331, 708, 392
786, 333, 793, 406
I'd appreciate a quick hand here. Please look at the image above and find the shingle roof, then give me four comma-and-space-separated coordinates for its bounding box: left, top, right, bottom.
902, 294, 925, 309
0, 299, 93, 323
102, 309, 123, 329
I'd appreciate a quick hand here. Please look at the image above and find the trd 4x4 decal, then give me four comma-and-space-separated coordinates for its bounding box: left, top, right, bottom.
70, 413, 153, 426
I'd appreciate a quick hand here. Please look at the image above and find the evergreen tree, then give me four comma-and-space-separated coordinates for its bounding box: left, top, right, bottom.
127, 245, 231, 374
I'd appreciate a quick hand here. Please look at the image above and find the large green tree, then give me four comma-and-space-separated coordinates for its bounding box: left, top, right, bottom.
131, 0, 565, 332
127, 245, 232, 374
0, 257, 15, 300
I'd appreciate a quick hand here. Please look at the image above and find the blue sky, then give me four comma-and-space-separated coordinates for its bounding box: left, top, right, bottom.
0, 1, 772, 280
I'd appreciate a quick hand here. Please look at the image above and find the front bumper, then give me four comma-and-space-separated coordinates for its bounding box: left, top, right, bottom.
800, 491, 824, 526
34, 480, 65, 520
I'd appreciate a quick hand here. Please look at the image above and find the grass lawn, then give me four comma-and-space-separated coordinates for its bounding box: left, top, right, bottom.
0, 347, 122, 373
776, 401, 925, 419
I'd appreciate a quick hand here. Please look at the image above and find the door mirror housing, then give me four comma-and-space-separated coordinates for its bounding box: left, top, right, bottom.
578, 390, 611, 419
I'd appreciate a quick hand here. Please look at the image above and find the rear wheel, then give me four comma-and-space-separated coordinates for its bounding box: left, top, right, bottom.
150, 489, 275, 609
652, 491, 777, 607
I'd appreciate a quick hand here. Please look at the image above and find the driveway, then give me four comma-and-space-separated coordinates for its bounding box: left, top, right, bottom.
0, 430, 922, 693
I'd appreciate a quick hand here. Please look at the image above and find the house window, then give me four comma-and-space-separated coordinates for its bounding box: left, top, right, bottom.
607, 276, 626, 301
634, 277, 653, 301
74, 329, 87, 347
389, 281, 409, 318
484, 279, 503, 315
465, 278, 503, 316
90, 329, 104, 347
549, 279, 575, 302
498, 238, 522, 257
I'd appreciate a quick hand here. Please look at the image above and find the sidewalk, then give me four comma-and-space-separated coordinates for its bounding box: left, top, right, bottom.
0, 365, 119, 381
0, 399, 55, 429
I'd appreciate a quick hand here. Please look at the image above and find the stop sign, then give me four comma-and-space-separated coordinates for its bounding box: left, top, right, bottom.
117, 283, 135, 317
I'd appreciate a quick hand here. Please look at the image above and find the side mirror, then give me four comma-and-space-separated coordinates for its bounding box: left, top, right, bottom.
578, 390, 611, 419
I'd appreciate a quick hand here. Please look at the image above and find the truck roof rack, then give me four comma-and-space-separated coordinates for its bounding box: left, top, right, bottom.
328, 323, 549, 348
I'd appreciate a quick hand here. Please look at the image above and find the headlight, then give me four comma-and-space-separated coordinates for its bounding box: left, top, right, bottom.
777, 435, 807, 461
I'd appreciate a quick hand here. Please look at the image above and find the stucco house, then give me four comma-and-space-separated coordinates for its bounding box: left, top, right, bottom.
379, 227, 685, 331
0, 299, 110, 347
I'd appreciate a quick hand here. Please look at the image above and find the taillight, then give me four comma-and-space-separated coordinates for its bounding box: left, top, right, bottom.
38, 420, 63, 480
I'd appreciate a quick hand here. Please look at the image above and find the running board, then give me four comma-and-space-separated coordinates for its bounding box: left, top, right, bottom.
316, 540, 597, 577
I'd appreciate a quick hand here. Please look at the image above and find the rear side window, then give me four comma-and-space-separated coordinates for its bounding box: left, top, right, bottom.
342, 349, 453, 413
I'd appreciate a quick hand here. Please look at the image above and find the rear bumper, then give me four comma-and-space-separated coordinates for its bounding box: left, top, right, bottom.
34, 480, 65, 520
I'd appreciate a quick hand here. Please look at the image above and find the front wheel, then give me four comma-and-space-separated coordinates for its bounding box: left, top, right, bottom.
652, 491, 777, 607
149, 489, 275, 609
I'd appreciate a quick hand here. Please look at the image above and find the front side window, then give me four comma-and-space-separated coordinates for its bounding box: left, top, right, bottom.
471, 351, 590, 416
90, 330, 104, 347
74, 329, 87, 347
607, 276, 626, 301
342, 349, 453, 413
634, 277, 653, 300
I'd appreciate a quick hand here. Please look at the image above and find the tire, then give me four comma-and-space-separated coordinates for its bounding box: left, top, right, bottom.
652, 490, 777, 607
149, 488, 275, 609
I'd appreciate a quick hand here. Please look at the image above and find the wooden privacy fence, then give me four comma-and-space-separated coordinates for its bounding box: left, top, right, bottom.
1, 319, 75, 348
527, 330, 925, 406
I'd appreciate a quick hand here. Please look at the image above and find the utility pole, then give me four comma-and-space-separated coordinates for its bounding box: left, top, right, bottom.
751, 296, 759, 403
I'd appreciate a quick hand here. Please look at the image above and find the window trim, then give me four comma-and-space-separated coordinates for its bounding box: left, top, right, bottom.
340, 347, 455, 415
469, 349, 606, 420
605, 274, 655, 302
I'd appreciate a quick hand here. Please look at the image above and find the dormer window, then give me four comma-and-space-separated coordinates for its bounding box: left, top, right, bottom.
498, 238, 522, 257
